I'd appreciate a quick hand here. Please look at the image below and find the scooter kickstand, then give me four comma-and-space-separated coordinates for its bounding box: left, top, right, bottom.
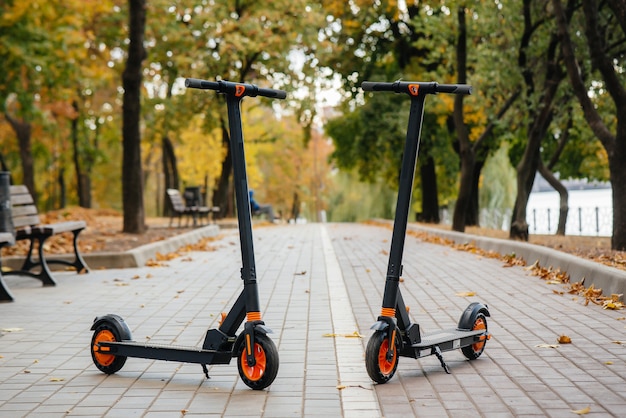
201, 364, 210, 379
433, 346, 451, 374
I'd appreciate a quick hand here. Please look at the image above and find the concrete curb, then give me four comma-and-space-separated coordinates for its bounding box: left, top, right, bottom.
402, 222, 626, 297
3, 224, 220, 270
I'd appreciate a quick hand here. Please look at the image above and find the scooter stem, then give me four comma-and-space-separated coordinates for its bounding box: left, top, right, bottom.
225, 94, 261, 316
381, 95, 427, 311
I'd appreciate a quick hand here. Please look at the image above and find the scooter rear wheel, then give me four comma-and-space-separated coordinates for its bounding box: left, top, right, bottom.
237, 333, 279, 390
461, 313, 488, 360
366, 330, 398, 384
91, 323, 127, 374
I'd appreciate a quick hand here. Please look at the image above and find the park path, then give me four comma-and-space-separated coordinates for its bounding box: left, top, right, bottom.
0, 222, 624, 417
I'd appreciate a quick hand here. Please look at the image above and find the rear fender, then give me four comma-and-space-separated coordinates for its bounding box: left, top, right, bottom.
91, 314, 132, 340
457, 302, 490, 331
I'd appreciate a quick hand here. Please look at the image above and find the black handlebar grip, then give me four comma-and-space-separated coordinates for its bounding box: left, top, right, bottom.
436, 84, 472, 95
257, 87, 287, 100
361, 81, 394, 92
184, 78, 220, 90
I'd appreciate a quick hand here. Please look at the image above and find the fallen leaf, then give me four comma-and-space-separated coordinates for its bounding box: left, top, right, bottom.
535, 344, 560, 349
50, 377, 65, 382
323, 331, 363, 338
1, 328, 24, 333
557, 335, 572, 344
294, 271, 307, 276
336, 385, 346, 390
456, 291, 476, 297
612, 340, 626, 345
571, 406, 590, 415
605, 361, 613, 365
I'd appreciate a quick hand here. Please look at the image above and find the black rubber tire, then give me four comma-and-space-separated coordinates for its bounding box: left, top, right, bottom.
237, 333, 279, 390
365, 330, 398, 384
461, 313, 488, 360
90, 322, 127, 374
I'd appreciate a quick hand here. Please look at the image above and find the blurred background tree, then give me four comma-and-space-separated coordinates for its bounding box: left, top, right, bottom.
1, 0, 624, 247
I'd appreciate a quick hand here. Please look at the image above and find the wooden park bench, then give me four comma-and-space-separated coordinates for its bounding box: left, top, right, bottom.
2, 185, 89, 289
0, 232, 16, 302
166, 188, 219, 227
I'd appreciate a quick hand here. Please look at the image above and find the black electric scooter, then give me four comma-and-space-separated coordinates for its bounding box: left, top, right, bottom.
89, 78, 286, 390
361, 81, 491, 384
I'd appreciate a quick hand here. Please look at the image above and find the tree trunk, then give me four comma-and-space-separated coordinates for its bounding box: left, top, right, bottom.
419, 154, 440, 223
161, 135, 179, 216
5, 112, 36, 204
553, 0, 626, 249
291, 191, 300, 221
465, 159, 484, 227
610, 140, 626, 249
58, 168, 66, 209
451, 7, 472, 233
122, 0, 147, 234
71, 100, 92, 208
510, 1, 564, 240
213, 122, 233, 218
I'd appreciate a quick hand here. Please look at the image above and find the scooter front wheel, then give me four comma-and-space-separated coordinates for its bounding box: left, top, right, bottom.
461, 313, 488, 360
91, 323, 127, 374
366, 330, 399, 384
237, 333, 279, 390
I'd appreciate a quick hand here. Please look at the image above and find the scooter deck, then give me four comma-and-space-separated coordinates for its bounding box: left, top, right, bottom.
407, 328, 485, 359
97, 341, 233, 365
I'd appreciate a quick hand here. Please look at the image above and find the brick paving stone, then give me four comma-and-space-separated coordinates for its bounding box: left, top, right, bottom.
1, 222, 625, 417
325, 222, 626, 417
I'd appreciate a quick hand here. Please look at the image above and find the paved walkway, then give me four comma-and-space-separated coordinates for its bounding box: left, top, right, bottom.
0, 223, 624, 417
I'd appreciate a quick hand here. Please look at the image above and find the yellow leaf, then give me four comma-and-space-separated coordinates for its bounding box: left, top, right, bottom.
605, 361, 613, 365
456, 291, 476, 297
50, 377, 65, 382
571, 406, 590, 415
336, 385, 346, 390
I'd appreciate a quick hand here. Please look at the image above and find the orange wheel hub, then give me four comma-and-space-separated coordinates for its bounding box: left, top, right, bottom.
240, 342, 267, 381
472, 317, 486, 353
377, 338, 397, 376
93, 330, 116, 366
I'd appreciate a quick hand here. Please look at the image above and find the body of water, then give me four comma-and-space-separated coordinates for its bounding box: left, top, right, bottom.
527, 188, 612, 236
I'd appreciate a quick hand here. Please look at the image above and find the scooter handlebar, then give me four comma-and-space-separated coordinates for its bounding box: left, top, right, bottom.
185, 78, 287, 100
361, 81, 472, 96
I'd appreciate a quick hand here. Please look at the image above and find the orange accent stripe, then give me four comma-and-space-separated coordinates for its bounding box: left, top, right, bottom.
381, 307, 396, 317
247, 311, 262, 321
245, 333, 252, 355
